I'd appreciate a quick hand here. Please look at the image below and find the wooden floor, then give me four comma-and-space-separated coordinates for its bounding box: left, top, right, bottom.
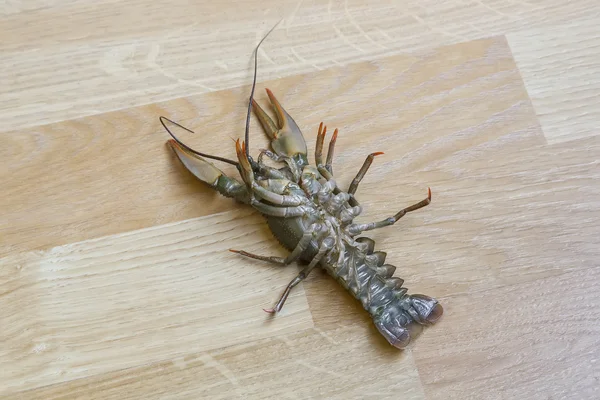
2, 1, 600, 399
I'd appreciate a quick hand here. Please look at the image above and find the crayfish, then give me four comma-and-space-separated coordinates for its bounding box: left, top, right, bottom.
160, 28, 442, 349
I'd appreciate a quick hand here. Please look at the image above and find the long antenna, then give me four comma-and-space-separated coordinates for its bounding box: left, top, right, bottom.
245, 21, 281, 158
160, 116, 240, 166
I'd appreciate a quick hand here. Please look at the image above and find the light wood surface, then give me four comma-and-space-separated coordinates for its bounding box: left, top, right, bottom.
2, 1, 599, 399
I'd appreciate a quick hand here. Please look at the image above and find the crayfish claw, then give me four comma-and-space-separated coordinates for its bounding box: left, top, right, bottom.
235, 139, 255, 187
252, 98, 278, 139
252, 88, 308, 161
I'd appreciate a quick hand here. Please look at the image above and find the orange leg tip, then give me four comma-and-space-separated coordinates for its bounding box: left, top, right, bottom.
265, 88, 276, 101
229, 249, 240, 254
237, 140, 245, 156
166, 140, 180, 152
332, 128, 339, 140
263, 308, 276, 314
372, 151, 385, 156
428, 187, 432, 200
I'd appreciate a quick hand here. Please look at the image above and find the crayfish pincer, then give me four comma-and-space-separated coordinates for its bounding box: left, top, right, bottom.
160, 32, 442, 350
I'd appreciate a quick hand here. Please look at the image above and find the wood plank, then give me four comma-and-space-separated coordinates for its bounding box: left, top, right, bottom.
3, 25, 600, 400
0, 87, 254, 257
3, 34, 536, 397
0, 210, 313, 395
2, 0, 599, 131
416, 265, 600, 400
10, 326, 425, 399
1, 36, 520, 257
508, 16, 600, 144
276, 32, 600, 399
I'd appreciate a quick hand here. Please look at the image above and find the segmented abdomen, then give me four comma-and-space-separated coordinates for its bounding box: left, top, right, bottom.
321, 237, 442, 349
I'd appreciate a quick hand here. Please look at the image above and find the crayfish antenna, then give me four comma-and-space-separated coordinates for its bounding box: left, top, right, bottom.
244, 20, 281, 158
160, 116, 239, 167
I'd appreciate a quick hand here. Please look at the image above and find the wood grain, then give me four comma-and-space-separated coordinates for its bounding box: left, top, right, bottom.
417, 265, 600, 400
508, 16, 600, 144
11, 326, 425, 400
2, 4, 600, 399
2, 0, 600, 131
0, 210, 313, 395
3, 35, 518, 258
